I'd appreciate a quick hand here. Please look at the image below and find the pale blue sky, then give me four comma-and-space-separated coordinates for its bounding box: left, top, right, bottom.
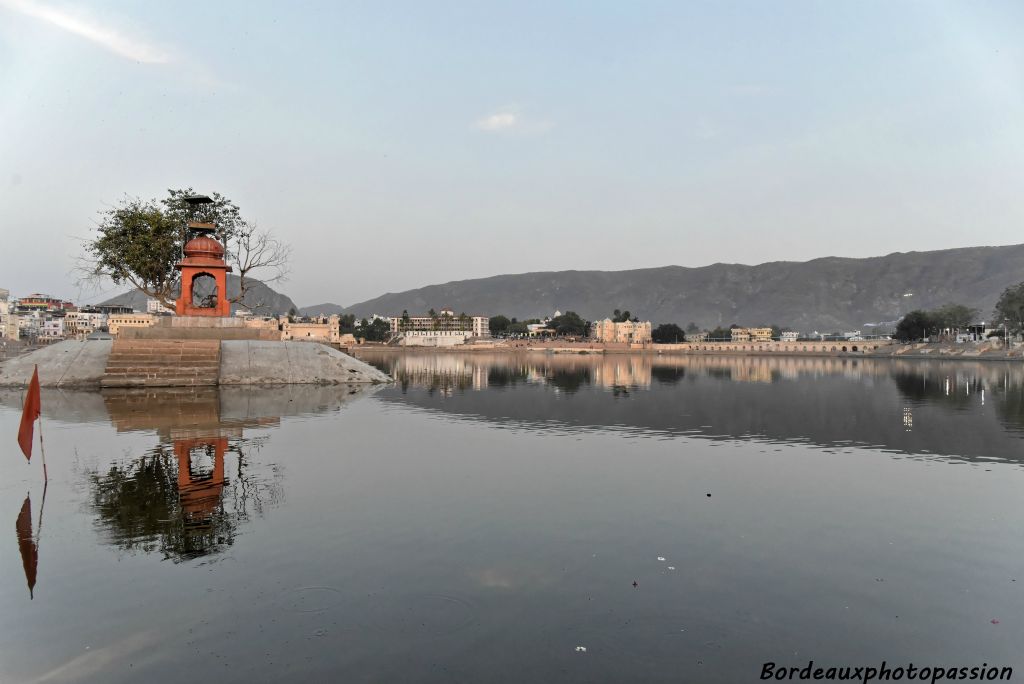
1, 1, 1023, 306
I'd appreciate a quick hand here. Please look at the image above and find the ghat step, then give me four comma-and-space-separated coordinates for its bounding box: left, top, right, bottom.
101, 339, 222, 387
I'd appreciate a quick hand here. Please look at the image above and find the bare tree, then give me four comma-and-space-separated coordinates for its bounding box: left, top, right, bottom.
226, 223, 292, 313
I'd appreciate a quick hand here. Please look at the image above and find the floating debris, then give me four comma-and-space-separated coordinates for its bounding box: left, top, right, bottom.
632, 581, 638, 588
657, 557, 666, 562
991, 619, 1000, 624
667, 566, 676, 571
575, 646, 587, 653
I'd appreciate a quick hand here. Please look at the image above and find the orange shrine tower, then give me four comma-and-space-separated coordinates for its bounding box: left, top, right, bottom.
175, 197, 232, 317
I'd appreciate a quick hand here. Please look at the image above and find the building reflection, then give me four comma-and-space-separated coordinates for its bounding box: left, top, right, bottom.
175, 435, 228, 530
78, 384, 374, 562
364, 350, 1024, 403
86, 389, 283, 562
358, 350, 1024, 462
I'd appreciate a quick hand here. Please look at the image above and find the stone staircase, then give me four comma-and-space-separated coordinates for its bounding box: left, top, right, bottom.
101, 340, 222, 387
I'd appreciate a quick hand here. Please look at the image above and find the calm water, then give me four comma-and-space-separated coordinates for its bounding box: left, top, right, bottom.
1, 352, 1023, 683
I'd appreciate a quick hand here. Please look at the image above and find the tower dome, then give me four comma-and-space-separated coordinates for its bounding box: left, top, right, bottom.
183, 234, 225, 260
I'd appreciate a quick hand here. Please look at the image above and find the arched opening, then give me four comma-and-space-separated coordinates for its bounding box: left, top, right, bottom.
187, 444, 216, 482
831, 346, 837, 352
852, 345, 859, 352
191, 272, 218, 308
841, 346, 847, 352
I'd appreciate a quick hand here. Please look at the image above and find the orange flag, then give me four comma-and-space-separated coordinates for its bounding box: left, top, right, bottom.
17, 366, 41, 461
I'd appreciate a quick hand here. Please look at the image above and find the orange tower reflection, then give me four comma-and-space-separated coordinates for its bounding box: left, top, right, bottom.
99, 389, 279, 556
174, 436, 229, 528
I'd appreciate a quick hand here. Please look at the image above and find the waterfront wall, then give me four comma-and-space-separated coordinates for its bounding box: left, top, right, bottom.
651, 340, 896, 354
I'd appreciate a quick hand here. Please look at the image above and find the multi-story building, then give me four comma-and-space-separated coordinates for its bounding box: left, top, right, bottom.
107, 313, 155, 337
0, 289, 15, 340
16, 293, 75, 313
390, 308, 490, 338
730, 327, 773, 343
147, 298, 174, 314
280, 315, 341, 343
97, 304, 136, 316
40, 317, 65, 340
687, 331, 709, 342
64, 311, 108, 339
591, 319, 653, 344
17, 311, 41, 339
780, 331, 800, 343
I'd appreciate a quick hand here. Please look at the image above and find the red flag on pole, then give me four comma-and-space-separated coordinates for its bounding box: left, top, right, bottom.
17, 366, 41, 461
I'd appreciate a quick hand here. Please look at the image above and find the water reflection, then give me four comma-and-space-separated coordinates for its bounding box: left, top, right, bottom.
359, 351, 1024, 462
15, 493, 39, 599
85, 389, 291, 561
0, 385, 377, 565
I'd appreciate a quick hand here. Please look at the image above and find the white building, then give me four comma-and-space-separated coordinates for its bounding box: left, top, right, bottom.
64, 311, 108, 339
40, 317, 65, 340
0, 289, 16, 340
147, 298, 174, 314
17, 311, 41, 339
591, 318, 653, 344
390, 308, 490, 343
780, 331, 800, 342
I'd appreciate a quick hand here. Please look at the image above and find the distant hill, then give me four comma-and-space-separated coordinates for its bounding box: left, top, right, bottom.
335, 244, 1024, 332
100, 274, 298, 316
299, 302, 347, 317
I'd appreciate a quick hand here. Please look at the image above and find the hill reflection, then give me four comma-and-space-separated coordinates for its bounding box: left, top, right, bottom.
359, 351, 1024, 462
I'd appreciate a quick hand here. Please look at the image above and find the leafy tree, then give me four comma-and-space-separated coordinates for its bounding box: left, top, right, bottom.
994, 282, 1024, 333
338, 314, 357, 334
652, 323, 685, 343
489, 315, 511, 334
707, 326, 731, 340
895, 310, 936, 341
547, 311, 589, 336
895, 303, 978, 341
507, 321, 529, 334
359, 318, 391, 342
685, 322, 700, 334
933, 303, 978, 330
400, 310, 411, 332
81, 188, 290, 310
287, 306, 297, 323
612, 309, 632, 323
770, 325, 783, 340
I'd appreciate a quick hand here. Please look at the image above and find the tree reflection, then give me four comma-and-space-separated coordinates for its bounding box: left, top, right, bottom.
546, 368, 591, 393
87, 428, 280, 562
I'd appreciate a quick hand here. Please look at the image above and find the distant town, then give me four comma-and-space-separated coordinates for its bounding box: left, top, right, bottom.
1, 289, 1008, 358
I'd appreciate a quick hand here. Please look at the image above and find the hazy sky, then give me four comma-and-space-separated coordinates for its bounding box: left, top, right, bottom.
1, 1, 1023, 307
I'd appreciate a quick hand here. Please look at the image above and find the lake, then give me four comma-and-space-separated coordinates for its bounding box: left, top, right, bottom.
1, 351, 1022, 683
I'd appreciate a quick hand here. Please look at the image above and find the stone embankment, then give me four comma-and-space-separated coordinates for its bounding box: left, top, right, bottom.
0, 339, 390, 388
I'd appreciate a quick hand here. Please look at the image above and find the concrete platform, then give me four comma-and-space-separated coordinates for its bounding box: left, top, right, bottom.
0, 340, 112, 387
219, 340, 389, 385
0, 339, 390, 387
